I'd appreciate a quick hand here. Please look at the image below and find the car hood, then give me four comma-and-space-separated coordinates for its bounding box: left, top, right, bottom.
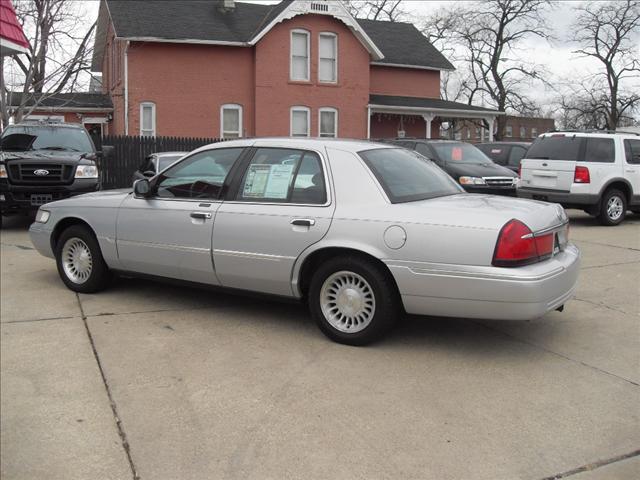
1, 150, 94, 165
444, 162, 517, 178
45, 188, 132, 209
390, 194, 567, 233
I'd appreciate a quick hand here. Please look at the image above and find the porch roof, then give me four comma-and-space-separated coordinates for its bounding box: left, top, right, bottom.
368, 95, 503, 119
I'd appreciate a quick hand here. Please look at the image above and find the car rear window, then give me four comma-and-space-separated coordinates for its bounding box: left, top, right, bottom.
359, 148, 462, 203
476, 144, 508, 164
525, 135, 582, 161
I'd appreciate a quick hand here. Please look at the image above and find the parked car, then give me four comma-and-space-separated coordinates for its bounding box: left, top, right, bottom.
476, 142, 531, 174
0, 122, 107, 227
29, 138, 579, 345
387, 139, 518, 195
517, 131, 640, 225
132, 151, 187, 182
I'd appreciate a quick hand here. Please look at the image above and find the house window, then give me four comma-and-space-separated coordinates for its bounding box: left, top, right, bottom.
291, 30, 310, 81
520, 126, 526, 138
319, 33, 337, 83
531, 127, 538, 138
140, 102, 156, 137
319, 108, 338, 137
220, 104, 243, 138
291, 106, 310, 137
505, 125, 513, 138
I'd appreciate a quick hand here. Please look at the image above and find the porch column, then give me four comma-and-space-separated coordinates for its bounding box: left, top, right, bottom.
485, 116, 496, 141
422, 113, 436, 139
367, 106, 371, 139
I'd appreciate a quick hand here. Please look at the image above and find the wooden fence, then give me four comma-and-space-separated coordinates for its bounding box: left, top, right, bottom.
95, 134, 223, 189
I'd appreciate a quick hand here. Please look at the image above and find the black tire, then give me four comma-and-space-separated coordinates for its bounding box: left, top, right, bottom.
597, 189, 627, 226
308, 255, 400, 346
55, 225, 111, 293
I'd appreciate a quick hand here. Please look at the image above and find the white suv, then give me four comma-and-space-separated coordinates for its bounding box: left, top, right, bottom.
517, 131, 640, 225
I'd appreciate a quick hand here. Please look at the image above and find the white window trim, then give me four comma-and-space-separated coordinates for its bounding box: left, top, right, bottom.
290, 29, 310, 82
318, 32, 338, 84
290, 106, 311, 137
220, 103, 243, 138
139, 102, 156, 137
318, 107, 338, 138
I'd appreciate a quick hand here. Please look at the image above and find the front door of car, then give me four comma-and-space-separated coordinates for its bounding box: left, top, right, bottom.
116, 147, 246, 284
213, 147, 335, 296
624, 139, 640, 203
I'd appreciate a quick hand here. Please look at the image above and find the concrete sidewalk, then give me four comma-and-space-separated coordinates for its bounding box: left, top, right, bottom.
1, 212, 639, 480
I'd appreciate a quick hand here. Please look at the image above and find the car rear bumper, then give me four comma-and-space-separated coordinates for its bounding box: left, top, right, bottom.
386, 244, 580, 320
517, 187, 598, 206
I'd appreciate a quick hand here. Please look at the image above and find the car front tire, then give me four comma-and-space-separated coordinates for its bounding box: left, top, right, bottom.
308, 255, 400, 346
598, 189, 627, 226
55, 225, 111, 293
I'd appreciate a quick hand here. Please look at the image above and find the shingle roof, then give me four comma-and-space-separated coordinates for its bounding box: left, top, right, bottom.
357, 19, 453, 70
0, 0, 29, 53
369, 95, 499, 113
94, 0, 452, 71
8, 92, 113, 109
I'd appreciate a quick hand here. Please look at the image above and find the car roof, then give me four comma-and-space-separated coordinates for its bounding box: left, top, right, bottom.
152, 151, 187, 157
192, 137, 395, 155
477, 142, 531, 147
542, 131, 639, 139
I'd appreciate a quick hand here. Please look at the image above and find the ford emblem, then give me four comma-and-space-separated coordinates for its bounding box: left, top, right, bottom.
34, 169, 49, 176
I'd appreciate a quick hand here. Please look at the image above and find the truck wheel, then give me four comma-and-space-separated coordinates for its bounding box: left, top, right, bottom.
55, 225, 111, 293
308, 255, 400, 346
598, 189, 627, 226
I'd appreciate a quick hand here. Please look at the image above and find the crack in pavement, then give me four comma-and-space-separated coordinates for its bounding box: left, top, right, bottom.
470, 320, 640, 387
0, 242, 34, 250
573, 239, 640, 252
76, 293, 140, 480
581, 260, 640, 270
573, 297, 634, 317
2, 315, 78, 324
539, 448, 640, 479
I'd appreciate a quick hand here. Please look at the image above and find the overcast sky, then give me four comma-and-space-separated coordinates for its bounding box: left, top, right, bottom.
77, 0, 640, 111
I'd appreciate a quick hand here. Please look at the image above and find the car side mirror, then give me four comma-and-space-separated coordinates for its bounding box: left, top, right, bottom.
133, 178, 151, 198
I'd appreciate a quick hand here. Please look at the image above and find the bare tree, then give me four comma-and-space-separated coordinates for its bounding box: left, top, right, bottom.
345, 0, 406, 21
569, 0, 640, 129
1, 0, 96, 128
420, 0, 552, 139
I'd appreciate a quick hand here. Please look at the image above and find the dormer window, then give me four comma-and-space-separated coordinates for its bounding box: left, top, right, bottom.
290, 30, 310, 81
319, 33, 337, 83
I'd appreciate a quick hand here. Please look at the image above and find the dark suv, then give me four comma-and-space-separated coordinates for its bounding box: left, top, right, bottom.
387, 139, 518, 195
0, 122, 104, 224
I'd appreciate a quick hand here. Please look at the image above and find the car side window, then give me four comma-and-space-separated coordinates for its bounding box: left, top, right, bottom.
237, 148, 326, 204
583, 138, 615, 163
508, 146, 526, 166
624, 139, 640, 165
155, 148, 244, 199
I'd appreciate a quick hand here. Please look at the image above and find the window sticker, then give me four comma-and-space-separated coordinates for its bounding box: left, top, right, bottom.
451, 147, 463, 161
243, 163, 296, 199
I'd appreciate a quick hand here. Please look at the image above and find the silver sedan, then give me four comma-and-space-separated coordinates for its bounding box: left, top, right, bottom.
29, 138, 580, 345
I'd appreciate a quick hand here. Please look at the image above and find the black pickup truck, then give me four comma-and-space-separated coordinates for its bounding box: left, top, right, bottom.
0, 122, 106, 226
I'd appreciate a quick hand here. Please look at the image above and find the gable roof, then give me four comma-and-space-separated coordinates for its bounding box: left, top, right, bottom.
92, 0, 452, 72
1, 0, 29, 55
8, 92, 113, 110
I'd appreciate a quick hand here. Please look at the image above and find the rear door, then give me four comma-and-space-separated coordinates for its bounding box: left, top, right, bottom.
520, 134, 583, 191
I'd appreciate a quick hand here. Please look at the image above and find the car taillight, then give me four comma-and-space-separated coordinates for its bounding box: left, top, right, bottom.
492, 219, 554, 267
574, 166, 590, 183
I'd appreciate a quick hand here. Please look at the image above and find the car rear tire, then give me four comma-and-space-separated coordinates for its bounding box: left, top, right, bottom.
308, 255, 400, 346
55, 225, 111, 293
597, 189, 627, 226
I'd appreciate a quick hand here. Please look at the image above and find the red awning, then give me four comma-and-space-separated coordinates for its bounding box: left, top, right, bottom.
0, 0, 29, 55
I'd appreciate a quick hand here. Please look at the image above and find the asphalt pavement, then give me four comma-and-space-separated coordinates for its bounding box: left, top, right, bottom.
1, 211, 639, 480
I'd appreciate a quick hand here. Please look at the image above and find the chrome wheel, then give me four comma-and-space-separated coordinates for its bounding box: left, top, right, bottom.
320, 271, 376, 333
61, 237, 93, 284
606, 195, 624, 221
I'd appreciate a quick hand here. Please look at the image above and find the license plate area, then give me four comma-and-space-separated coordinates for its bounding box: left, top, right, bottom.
30, 194, 52, 206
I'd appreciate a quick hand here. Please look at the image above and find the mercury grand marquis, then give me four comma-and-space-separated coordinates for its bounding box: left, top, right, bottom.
29, 138, 580, 345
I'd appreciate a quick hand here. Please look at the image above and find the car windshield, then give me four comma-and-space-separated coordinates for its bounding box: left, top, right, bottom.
525, 135, 582, 160
157, 155, 184, 171
359, 148, 463, 203
430, 142, 493, 165
0, 125, 93, 152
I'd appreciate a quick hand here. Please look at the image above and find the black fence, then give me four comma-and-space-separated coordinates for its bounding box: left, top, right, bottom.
96, 134, 223, 189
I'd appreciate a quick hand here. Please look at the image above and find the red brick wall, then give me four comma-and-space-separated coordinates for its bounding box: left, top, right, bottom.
102, 21, 124, 135
126, 42, 255, 137
254, 14, 370, 138
370, 65, 440, 98
370, 113, 439, 139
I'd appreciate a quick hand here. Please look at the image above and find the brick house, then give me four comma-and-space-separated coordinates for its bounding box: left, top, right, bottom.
93, 0, 502, 140
451, 115, 555, 144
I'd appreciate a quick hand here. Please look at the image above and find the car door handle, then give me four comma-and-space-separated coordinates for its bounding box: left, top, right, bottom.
190, 211, 212, 219
290, 218, 315, 227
